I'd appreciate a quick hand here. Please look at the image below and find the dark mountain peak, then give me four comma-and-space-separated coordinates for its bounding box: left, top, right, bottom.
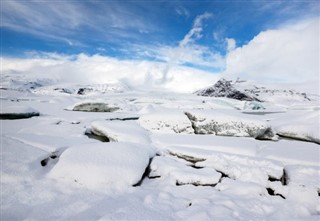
195, 78, 261, 102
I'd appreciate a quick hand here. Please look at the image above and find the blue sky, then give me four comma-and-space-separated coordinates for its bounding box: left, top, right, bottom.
2, 1, 318, 57
1, 0, 319, 87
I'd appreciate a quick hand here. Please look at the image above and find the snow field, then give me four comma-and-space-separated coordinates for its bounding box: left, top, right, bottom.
1, 86, 320, 220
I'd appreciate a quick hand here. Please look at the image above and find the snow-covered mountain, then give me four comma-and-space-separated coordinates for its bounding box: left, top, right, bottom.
195, 78, 312, 103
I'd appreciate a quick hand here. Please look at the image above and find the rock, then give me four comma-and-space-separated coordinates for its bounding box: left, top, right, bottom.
71, 102, 119, 112
0, 106, 40, 119
195, 78, 261, 101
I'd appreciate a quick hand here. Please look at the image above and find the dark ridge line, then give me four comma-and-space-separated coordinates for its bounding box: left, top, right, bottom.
84, 131, 110, 142
266, 188, 286, 199
168, 151, 206, 164
133, 158, 153, 187
0, 112, 40, 120
277, 133, 320, 145
107, 117, 139, 121
41, 153, 59, 167
175, 180, 217, 187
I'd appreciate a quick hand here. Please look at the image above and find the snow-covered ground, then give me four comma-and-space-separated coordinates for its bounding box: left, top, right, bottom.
1, 80, 320, 220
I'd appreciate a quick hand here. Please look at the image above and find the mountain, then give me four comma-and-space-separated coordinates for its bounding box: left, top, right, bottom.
195, 78, 311, 103
194, 78, 261, 101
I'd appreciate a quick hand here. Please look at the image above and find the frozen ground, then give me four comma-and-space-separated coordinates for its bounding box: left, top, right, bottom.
1, 83, 320, 220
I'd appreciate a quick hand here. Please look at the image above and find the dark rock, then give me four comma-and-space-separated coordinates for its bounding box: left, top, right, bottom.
0, 112, 40, 120
195, 78, 261, 101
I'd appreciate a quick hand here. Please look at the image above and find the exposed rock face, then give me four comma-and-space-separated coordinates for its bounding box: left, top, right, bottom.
195, 78, 261, 101
72, 102, 119, 112
185, 111, 275, 140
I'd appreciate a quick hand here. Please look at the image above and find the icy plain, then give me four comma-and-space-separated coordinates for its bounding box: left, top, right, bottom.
1, 82, 320, 220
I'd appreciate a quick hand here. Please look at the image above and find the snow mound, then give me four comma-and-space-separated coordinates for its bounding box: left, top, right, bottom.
195, 152, 284, 186
150, 156, 221, 186
285, 165, 320, 191
273, 111, 320, 144
90, 120, 150, 144
0, 105, 40, 119
185, 110, 275, 139
48, 142, 155, 191
68, 101, 119, 112
216, 179, 267, 197
165, 146, 283, 186
139, 111, 194, 134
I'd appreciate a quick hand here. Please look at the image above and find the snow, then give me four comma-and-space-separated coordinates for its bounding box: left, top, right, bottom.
48, 142, 155, 191
1, 76, 320, 220
138, 110, 194, 134
90, 120, 150, 144
150, 156, 222, 186
271, 110, 320, 144
0, 104, 40, 119
185, 109, 275, 139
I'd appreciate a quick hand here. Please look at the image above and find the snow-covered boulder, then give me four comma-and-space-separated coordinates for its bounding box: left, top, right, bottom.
150, 156, 221, 186
272, 111, 320, 144
90, 120, 150, 144
139, 111, 194, 134
185, 110, 275, 139
48, 142, 155, 191
69, 101, 119, 112
0, 105, 40, 119
195, 152, 284, 186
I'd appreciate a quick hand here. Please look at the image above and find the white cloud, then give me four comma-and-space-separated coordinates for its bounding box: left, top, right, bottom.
2, 53, 220, 93
176, 6, 189, 17
224, 17, 319, 93
225, 38, 236, 52
180, 12, 212, 47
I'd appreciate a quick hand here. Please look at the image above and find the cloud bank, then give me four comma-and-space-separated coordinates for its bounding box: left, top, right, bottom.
2, 17, 319, 94
225, 18, 319, 86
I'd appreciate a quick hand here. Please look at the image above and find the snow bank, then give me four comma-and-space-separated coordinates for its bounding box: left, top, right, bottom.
90, 120, 150, 144
273, 111, 320, 144
0, 105, 39, 119
150, 156, 221, 186
48, 142, 155, 191
196, 153, 284, 186
185, 110, 274, 139
285, 165, 320, 191
165, 145, 283, 186
139, 111, 194, 134
216, 179, 267, 197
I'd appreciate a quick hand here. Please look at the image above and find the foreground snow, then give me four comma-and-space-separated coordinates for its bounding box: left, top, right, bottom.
1, 86, 320, 220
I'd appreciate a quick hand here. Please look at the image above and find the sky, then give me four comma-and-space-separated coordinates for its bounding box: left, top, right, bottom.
1, 0, 320, 93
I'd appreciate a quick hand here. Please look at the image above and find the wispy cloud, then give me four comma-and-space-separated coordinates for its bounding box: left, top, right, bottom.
1, 1, 155, 46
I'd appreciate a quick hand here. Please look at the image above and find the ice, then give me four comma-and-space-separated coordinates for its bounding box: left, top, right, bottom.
69, 101, 120, 112
185, 109, 275, 139
90, 120, 150, 144
138, 110, 194, 134
285, 165, 320, 191
48, 142, 156, 191
150, 156, 222, 186
272, 110, 320, 144
0, 103, 40, 119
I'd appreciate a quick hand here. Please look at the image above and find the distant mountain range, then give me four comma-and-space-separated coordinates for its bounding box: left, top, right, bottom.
195, 78, 311, 103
